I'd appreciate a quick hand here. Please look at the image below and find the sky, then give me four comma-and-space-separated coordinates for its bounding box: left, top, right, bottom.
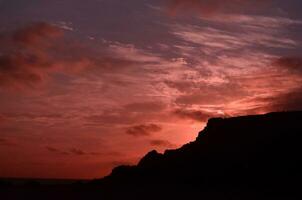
0, 0, 302, 179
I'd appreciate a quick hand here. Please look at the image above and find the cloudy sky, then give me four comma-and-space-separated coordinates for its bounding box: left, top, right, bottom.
1, 0, 302, 179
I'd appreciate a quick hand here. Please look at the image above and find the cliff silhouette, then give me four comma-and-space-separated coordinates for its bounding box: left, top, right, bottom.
2, 111, 302, 199
91, 111, 302, 196
94, 111, 302, 186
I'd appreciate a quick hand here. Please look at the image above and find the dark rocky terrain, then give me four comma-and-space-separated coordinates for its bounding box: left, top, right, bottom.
1, 111, 302, 199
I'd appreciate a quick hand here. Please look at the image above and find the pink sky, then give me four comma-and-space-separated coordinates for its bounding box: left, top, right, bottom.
1, 0, 302, 179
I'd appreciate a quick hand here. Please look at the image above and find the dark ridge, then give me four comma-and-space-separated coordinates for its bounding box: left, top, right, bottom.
94, 111, 302, 188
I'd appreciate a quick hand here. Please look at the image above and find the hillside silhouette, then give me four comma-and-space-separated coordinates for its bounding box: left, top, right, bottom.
2, 111, 302, 199
91, 111, 302, 198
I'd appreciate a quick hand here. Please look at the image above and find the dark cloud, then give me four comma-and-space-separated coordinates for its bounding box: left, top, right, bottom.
46, 146, 69, 155
268, 89, 302, 111
123, 101, 166, 113
84, 112, 137, 126
69, 148, 118, 156
126, 124, 162, 137
46, 146, 105, 156
0, 138, 15, 146
0, 22, 138, 90
0, 22, 64, 89
166, 0, 268, 17
234, 86, 302, 114
149, 139, 176, 148
173, 108, 216, 122
46, 146, 62, 152
273, 56, 302, 73
266, 56, 302, 112
12, 22, 63, 47
70, 148, 86, 156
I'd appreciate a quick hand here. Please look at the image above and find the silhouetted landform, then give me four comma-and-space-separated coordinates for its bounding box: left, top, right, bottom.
1, 111, 302, 199
90, 111, 302, 198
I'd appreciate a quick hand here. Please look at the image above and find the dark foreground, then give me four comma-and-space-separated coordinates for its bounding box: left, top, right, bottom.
1, 111, 302, 199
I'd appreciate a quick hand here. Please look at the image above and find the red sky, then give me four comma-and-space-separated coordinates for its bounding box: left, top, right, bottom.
1, 0, 302, 179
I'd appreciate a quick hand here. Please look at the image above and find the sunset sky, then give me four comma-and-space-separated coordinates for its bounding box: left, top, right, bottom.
1, 0, 302, 179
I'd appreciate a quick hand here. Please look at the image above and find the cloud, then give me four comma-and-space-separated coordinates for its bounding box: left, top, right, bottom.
46, 146, 87, 156
265, 88, 302, 111
84, 111, 138, 126
46, 146, 69, 155
46, 146, 105, 156
0, 112, 65, 127
0, 22, 140, 90
0, 22, 64, 89
204, 14, 302, 28
166, 12, 302, 116
123, 101, 166, 113
11, 22, 63, 47
149, 139, 176, 148
69, 148, 121, 156
273, 56, 302, 73
172, 24, 298, 51
175, 93, 222, 105
70, 148, 86, 156
173, 108, 219, 122
0, 138, 16, 146
171, 80, 247, 106
46, 146, 60, 152
4, 113, 64, 120
258, 56, 302, 112
126, 124, 162, 137
166, 0, 268, 17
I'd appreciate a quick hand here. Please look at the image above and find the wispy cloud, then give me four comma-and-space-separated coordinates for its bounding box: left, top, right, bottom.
46, 146, 119, 157
166, 0, 269, 17
273, 56, 302, 74
0, 22, 153, 91
173, 108, 222, 122
172, 17, 299, 50
149, 139, 176, 148
126, 124, 162, 137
